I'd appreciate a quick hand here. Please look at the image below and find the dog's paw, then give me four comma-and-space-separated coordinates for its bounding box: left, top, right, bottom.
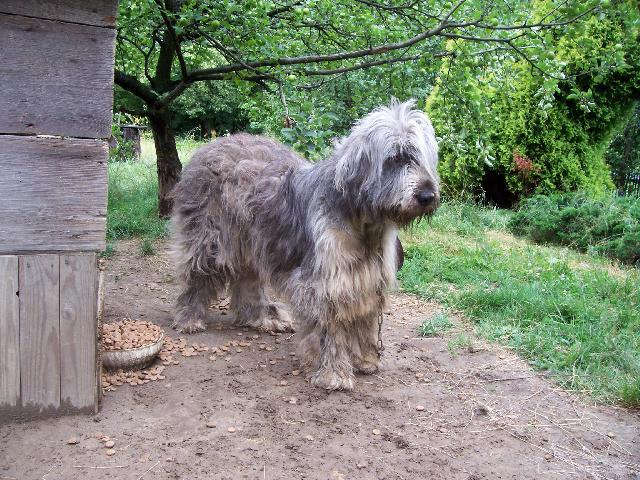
354, 359, 379, 375
171, 318, 206, 334
257, 317, 295, 333
257, 305, 295, 333
310, 368, 355, 391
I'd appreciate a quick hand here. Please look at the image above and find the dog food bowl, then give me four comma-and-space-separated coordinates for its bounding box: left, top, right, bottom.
102, 333, 164, 371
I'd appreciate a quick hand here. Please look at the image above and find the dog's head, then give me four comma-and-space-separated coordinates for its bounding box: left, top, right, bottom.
333, 100, 440, 226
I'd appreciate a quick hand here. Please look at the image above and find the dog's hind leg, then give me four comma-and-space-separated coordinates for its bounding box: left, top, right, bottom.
173, 271, 224, 333
350, 315, 380, 374
230, 272, 294, 333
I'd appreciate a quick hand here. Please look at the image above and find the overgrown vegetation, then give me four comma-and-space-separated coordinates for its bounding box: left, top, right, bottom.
427, 1, 640, 203
399, 202, 640, 406
509, 192, 640, 265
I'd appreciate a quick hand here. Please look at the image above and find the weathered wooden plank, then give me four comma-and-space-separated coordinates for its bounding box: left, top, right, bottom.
0, 13, 116, 138
0, 256, 20, 408
19, 255, 60, 410
0, 0, 118, 28
0, 136, 108, 254
60, 254, 98, 410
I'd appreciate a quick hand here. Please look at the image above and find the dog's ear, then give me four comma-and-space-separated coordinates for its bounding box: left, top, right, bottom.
333, 136, 372, 192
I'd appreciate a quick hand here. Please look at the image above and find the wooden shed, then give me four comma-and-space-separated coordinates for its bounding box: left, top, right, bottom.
0, 0, 118, 420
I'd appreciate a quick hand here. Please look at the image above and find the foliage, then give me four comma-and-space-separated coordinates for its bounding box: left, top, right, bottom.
399, 201, 640, 406
427, 1, 640, 202
606, 102, 640, 189
108, 123, 137, 163
113, 0, 609, 216
508, 192, 640, 265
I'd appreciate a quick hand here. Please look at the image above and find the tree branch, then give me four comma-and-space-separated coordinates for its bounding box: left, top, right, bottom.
153, 0, 188, 81
114, 69, 158, 104
301, 51, 453, 76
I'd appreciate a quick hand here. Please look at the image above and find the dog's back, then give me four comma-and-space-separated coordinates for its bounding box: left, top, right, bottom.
171, 133, 308, 280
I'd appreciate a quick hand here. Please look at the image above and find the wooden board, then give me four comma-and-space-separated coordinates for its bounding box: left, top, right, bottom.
60, 254, 98, 410
0, 13, 116, 138
0, 136, 108, 254
0, 256, 20, 408
19, 255, 60, 410
0, 0, 118, 28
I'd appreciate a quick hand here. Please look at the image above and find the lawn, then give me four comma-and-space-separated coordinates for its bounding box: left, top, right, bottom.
399, 202, 640, 406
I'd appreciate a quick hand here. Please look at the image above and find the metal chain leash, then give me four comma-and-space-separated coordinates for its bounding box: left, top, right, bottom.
377, 309, 385, 358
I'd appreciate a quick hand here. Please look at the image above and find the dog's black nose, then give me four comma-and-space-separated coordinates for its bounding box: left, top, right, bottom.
415, 190, 436, 206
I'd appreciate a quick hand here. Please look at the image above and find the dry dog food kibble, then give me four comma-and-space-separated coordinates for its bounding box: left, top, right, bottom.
102, 319, 162, 351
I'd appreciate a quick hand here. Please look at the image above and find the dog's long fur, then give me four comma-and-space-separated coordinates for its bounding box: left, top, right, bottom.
171, 100, 440, 390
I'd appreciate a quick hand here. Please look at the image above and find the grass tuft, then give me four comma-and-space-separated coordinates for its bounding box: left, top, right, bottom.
139, 237, 156, 256
418, 313, 453, 337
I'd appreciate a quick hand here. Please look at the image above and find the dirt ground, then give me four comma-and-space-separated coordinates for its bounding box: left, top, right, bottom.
2, 240, 639, 480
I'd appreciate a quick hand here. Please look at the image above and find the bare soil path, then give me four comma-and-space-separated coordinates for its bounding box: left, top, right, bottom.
1, 241, 639, 480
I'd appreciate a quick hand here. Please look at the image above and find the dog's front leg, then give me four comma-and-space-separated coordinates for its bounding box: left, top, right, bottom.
309, 319, 355, 391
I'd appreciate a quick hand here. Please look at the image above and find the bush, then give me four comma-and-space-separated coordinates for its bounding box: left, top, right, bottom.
428, 2, 640, 203
508, 192, 640, 265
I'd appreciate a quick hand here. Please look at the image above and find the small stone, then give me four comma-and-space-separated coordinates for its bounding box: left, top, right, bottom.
66, 437, 80, 445
403, 335, 409, 339
279, 380, 288, 386
291, 370, 300, 376
372, 429, 381, 435
415, 405, 425, 412
265, 346, 274, 352
304, 434, 314, 441
415, 372, 424, 379
206, 420, 217, 428
236, 348, 243, 353
607, 432, 616, 439
356, 461, 367, 469
544, 453, 553, 461
227, 427, 236, 433
269, 360, 276, 365
105, 449, 116, 456
104, 440, 115, 448
287, 397, 298, 404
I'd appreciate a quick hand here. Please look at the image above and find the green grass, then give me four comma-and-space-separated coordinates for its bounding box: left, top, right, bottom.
107, 136, 203, 242
400, 201, 640, 407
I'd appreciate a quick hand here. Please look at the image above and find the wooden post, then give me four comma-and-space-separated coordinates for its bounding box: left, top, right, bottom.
121, 125, 144, 160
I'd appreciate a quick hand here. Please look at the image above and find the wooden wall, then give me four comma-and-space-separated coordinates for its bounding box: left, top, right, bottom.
0, 0, 117, 420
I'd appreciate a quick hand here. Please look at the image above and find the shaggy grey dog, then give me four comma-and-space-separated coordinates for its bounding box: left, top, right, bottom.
171, 100, 439, 390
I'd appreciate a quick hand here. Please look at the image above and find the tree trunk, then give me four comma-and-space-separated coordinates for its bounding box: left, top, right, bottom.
148, 111, 182, 218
